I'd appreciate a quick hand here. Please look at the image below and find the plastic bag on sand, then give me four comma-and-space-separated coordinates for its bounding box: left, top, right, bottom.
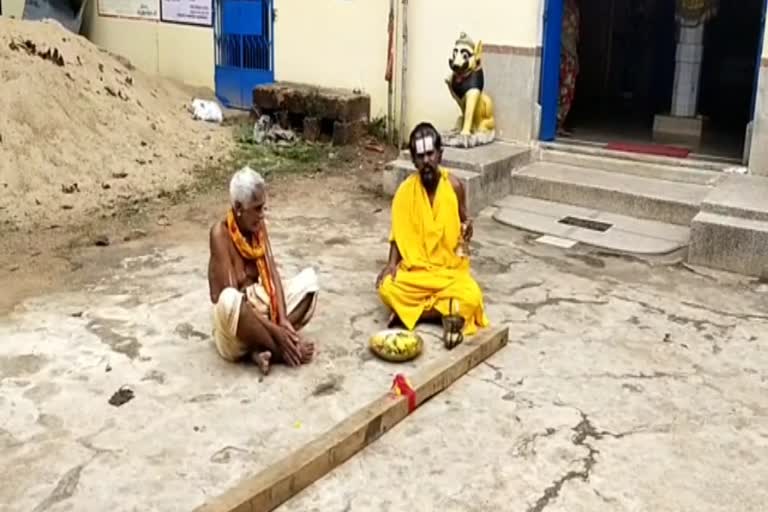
191, 99, 223, 123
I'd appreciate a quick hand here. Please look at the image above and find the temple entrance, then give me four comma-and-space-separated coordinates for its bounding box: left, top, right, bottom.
543, 0, 766, 162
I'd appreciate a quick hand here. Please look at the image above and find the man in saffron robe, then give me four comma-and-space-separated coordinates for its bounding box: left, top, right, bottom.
376, 122, 489, 335
208, 166, 319, 374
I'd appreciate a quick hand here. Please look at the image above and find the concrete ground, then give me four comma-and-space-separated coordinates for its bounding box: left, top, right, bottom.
2, 172, 768, 512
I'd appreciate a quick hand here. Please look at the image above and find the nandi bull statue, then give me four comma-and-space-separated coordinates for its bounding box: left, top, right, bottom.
443, 32, 496, 149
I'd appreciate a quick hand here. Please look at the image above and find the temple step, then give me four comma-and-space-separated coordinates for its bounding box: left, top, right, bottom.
540, 145, 729, 185
509, 161, 715, 226
492, 195, 691, 256
382, 142, 531, 216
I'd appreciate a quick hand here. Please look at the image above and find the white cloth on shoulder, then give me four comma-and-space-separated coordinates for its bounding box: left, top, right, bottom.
211, 267, 319, 362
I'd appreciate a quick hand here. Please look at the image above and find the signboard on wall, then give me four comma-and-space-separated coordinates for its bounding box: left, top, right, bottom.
160, 0, 212, 26
98, 0, 159, 20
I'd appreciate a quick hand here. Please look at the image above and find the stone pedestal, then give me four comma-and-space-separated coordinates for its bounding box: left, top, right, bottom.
653, 114, 704, 149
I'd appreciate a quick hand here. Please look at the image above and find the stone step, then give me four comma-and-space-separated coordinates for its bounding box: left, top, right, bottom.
540, 141, 737, 172
541, 149, 724, 186
492, 195, 690, 255
382, 143, 531, 215
698, 175, 768, 221
511, 162, 713, 225
688, 174, 768, 276
397, 142, 532, 174
383, 160, 486, 215
689, 212, 768, 277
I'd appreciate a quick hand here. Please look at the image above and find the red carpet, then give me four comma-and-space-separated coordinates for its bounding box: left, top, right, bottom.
605, 142, 690, 158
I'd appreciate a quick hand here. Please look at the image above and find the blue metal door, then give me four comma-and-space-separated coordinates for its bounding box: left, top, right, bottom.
750, 0, 768, 122
539, 0, 564, 141
215, 0, 274, 109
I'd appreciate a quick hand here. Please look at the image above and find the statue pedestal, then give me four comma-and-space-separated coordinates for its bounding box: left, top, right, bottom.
652, 114, 704, 149
653, 24, 705, 148
442, 130, 496, 149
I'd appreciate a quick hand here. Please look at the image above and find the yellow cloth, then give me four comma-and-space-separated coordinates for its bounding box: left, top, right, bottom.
379, 167, 489, 335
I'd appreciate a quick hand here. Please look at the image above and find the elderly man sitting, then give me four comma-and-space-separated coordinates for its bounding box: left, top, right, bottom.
208, 166, 319, 374
376, 122, 489, 335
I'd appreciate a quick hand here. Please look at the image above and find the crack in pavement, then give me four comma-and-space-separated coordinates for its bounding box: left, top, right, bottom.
525, 411, 625, 512
509, 296, 608, 318
700, 380, 768, 416
613, 295, 755, 333
570, 370, 693, 382
594, 489, 620, 504
680, 300, 768, 322
469, 373, 537, 409
512, 427, 557, 458
506, 281, 545, 296
31, 463, 86, 512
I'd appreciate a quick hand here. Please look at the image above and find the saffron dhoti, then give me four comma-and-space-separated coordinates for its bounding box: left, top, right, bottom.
379, 167, 489, 335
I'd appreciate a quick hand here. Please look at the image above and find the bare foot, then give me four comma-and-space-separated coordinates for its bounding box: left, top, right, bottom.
251, 351, 272, 375
299, 341, 315, 364
387, 312, 404, 328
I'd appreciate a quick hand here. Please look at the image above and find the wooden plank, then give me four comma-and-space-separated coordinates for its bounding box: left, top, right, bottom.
194, 326, 509, 512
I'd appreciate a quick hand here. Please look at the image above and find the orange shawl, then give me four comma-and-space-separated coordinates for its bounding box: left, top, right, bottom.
226, 209, 280, 321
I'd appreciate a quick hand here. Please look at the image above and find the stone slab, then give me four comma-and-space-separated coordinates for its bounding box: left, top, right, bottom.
689, 211, 768, 276
384, 143, 532, 216
535, 235, 578, 249
540, 141, 730, 172
5, 187, 768, 511
253, 82, 370, 122
399, 142, 531, 174
511, 162, 712, 225
0, 237, 453, 512
277, 221, 768, 512
541, 150, 723, 186
196, 327, 509, 512
493, 196, 690, 255
699, 174, 768, 222
653, 114, 704, 148
382, 160, 485, 216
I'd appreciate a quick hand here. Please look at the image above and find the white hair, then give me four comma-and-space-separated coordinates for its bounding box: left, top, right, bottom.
229, 166, 265, 206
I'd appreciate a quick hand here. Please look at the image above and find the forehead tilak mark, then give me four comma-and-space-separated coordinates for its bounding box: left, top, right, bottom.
415, 136, 435, 155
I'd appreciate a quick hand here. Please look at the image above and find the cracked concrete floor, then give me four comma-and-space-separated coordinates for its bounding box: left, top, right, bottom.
2, 178, 768, 512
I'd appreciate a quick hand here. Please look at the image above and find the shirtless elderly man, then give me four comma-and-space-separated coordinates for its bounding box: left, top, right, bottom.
208, 166, 319, 373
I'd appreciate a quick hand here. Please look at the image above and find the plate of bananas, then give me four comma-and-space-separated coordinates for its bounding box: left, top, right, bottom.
368, 329, 424, 363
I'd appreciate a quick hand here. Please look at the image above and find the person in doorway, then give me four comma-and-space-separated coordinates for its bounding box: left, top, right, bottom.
376, 122, 489, 335
208, 166, 319, 374
558, 0, 581, 136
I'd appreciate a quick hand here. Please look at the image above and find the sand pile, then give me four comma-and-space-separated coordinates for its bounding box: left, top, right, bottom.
0, 18, 233, 231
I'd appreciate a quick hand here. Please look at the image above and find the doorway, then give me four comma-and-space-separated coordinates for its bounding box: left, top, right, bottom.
540, 0, 767, 162
214, 0, 275, 109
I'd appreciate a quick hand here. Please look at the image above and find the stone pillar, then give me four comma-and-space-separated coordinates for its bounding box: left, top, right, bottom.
671, 24, 705, 118
653, 1, 718, 149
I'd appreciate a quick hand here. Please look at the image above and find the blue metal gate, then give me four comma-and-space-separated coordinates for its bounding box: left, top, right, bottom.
214, 0, 274, 109
539, 0, 564, 141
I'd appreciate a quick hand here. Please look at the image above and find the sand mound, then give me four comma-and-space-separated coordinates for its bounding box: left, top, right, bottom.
0, 18, 233, 231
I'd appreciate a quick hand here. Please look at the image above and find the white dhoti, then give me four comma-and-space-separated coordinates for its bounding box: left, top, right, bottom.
211, 267, 319, 362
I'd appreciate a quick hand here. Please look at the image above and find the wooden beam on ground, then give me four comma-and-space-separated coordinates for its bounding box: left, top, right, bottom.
195, 326, 509, 512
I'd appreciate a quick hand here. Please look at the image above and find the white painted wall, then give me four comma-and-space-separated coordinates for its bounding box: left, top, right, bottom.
1, 0, 26, 18
401, 0, 543, 136
13, 0, 545, 141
